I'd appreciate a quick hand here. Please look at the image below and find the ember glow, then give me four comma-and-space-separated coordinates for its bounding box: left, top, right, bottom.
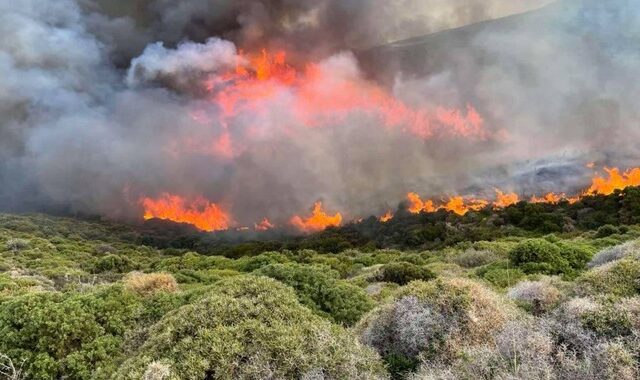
141, 193, 230, 232
289, 202, 343, 233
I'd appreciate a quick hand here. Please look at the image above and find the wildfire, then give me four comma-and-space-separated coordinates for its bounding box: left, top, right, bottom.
141, 193, 230, 232
407, 192, 437, 213
196, 48, 490, 159
443, 196, 489, 215
406, 193, 490, 216
405, 166, 640, 217
493, 189, 520, 209
254, 218, 275, 231
290, 202, 343, 233
380, 210, 394, 222
585, 167, 640, 196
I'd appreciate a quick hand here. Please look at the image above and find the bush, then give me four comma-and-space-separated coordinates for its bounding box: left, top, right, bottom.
507, 279, 562, 314
578, 259, 640, 297
556, 241, 595, 271
235, 251, 290, 272
482, 267, 526, 288
596, 224, 620, 238
123, 272, 178, 296
254, 263, 373, 325
509, 239, 582, 275
358, 278, 516, 377
0, 286, 142, 379
377, 262, 436, 285
90, 254, 138, 273
453, 249, 497, 268
115, 276, 387, 379
142, 361, 171, 380
5, 238, 29, 252
589, 241, 639, 268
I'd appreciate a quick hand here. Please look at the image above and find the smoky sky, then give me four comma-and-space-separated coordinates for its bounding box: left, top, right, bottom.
1, 0, 639, 227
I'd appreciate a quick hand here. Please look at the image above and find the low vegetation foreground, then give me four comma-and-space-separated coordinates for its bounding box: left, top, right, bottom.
1, 190, 640, 379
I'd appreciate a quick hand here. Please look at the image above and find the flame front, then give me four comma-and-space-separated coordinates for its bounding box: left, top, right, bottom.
494, 190, 520, 209
586, 167, 640, 196
407, 192, 437, 213
290, 202, 343, 233
141, 193, 230, 232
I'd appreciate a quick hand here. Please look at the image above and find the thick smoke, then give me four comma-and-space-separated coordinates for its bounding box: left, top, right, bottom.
1, 0, 639, 228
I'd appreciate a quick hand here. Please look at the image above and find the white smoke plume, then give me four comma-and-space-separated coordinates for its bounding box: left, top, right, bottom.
1, 0, 639, 229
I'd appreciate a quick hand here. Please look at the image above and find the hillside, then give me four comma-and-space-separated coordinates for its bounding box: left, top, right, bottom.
1, 187, 640, 378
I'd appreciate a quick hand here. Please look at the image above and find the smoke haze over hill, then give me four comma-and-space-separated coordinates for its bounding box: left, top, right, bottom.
1, 0, 639, 230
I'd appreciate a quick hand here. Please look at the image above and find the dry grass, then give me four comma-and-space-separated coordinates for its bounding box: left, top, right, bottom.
507, 279, 562, 314
142, 361, 171, 380
124, 272, 178, 296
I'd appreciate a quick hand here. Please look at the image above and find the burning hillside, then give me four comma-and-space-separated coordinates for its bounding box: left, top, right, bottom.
141, 165, 640, 232
2, 0, 640, 237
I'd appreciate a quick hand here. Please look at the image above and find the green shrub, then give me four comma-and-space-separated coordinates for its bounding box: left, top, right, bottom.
556, 242, 595, 270
89, 254, 138, 273
115, 276, 386, 379
581, 303, 634, 339
377, 262, 436, 285
508, 239, 586, 275
0, 286, 140, 379
235, 251, 290, 272
255, 263, 373, 325
595, 224, 620, 238
483, 268, 526, 288
578, 259, 640, 297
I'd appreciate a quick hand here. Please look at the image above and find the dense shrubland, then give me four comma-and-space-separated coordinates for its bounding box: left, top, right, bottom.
0, 189, 639, 379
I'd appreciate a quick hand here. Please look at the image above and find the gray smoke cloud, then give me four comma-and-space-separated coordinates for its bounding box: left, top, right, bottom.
1, 0, 639, 229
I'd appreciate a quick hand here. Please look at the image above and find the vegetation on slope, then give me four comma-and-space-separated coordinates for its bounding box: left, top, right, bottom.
0, 189, 639, 379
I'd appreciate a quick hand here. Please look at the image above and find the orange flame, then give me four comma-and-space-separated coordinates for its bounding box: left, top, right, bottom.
205, 49, 489, 143
254, 218, 275, 231
290, 202, 343, 232
380, 210, 394, 222
443, 196, 489, 215
407, 192, 489, 216
493, 189, 520, 209
140, 165, 640, 231
586, 167, 640, 196
141, 193, 230, 232
407, 192, 437, 213
531, 192, 563, 204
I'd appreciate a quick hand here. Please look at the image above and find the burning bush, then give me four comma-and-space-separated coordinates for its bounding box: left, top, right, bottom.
115, 276, 387, 379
